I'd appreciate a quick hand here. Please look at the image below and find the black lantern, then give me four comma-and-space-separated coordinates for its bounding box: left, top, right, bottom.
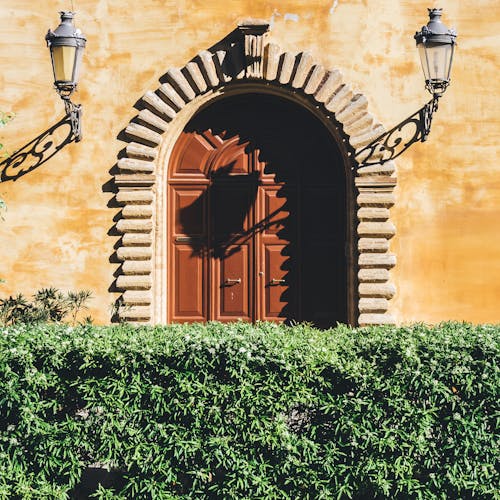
46, 11, 86, 141
415, 8, 457, 97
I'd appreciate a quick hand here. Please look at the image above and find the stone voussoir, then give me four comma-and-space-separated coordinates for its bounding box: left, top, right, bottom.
314, 69, 343, 103
122, 260, 152, 275
116, 219, 153, 234
184, 61, 208, 94
343, 112, 375, 136
357, 221, 396, 237
117, 158, 155, 174
359, 297, 389, 313
359, 283, 396, 299
359, 253, 396, 268
336, 94, 369, 125
197, 50, 219, 88
358, 313, 396, 326
122, 234, 153, 247
125, 123, 162, 146
357, 207, 390, 221
126, 142, 157, 161
278, 52, 296, 84
358, 238, 390, 253
350, 124, 385, 150
291, 52, 314, 89
142, 91, 176, 121
304, 64, 326, 95
119, 305, 151, 320
158, 83, 186, 110
358, 268, 390, 283
264, 43, 281, 81
122, 290, 152, 305
116, 275, 152, 291
357, 192, 396, 207
116, 190, 153, 205
117, 246, 152, 261
121, 205, 153, 219
166, 68, 196, 102
357, 161, 396, 176
138, 109, 170, 131
325, 84, 353, 114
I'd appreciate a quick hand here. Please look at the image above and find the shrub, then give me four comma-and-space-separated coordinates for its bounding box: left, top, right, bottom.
0, 288, 92, 326
0, 322, 498, 499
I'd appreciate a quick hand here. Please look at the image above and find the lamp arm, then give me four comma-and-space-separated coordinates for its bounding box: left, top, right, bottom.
421, 95, 439, 142
62, 97, 82, 142
354, 96, 440, 167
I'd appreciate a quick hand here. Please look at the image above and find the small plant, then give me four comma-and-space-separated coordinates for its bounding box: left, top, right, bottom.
0, 110, 14, 221
0, 287, 93, 326
0, 110, 14, 158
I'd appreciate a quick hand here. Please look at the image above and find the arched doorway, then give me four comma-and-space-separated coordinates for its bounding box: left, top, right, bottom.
167, 93, 348, 327
113, 22, 398, 326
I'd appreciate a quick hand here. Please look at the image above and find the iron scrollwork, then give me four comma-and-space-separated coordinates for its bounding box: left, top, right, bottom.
64, 98, 83, 142
0, 117, 74, 182
354, 96, 440, 167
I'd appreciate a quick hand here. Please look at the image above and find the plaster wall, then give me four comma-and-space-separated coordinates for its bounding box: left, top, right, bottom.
0, 0, 498, 324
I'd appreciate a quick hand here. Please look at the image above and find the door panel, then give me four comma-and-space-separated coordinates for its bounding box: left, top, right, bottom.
214, 244, 252, 321
262, 244, 288, 320
257, 185, 298, 321
169, 185, 207, 322
172, 245, 206, 321
173, 188, 206, 236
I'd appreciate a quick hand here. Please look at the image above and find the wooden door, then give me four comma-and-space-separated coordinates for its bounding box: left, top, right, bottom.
168, 93, 347, 327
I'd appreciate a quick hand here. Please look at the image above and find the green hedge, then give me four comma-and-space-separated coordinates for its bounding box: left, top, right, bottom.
0, 322, 498, 499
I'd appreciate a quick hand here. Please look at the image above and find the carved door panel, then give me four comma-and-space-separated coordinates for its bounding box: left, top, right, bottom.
168, 185, 207, 323
256, 185, 298, 321
210, 180, 255, 322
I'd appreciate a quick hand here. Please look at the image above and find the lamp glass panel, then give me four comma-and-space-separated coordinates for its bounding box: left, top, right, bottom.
418, 44, 431, 81
421, 43, 451, 82
445, 43, 455, 80
72, 45, 84, 83
51, 45, 76, 82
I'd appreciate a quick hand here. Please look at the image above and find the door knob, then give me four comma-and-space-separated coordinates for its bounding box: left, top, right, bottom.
225, 278, 241, 285
270, 278, 286, 285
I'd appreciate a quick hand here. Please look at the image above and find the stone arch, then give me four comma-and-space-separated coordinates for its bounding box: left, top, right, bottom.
113, 21, 397, 326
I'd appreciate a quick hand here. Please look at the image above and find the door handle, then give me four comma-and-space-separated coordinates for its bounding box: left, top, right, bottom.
224, 278, 241, 285
270, 278, 286, 285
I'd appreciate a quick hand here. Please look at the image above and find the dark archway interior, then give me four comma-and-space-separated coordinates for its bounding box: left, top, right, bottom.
172, 92, 347, 327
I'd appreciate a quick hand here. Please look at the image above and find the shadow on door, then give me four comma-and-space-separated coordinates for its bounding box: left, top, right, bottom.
171, 93, 347, 328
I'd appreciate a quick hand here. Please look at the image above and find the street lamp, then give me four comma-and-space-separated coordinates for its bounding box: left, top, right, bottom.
46, 11, 86, 142
415, 8, 457, 97
355, 8, 457, 163
414, 8, 457, 141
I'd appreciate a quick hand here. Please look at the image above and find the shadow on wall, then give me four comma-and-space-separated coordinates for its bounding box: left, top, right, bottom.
0, 117, 75, 183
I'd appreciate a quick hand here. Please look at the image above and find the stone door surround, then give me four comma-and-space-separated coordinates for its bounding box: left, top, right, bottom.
113, 20, 397, 326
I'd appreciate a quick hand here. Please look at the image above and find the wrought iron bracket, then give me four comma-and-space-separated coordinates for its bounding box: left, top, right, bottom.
354, 96, 441, 167
63, 97, 82, 142
421, 95, 439, 141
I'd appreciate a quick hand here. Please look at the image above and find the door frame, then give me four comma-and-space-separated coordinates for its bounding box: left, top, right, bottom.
112, 23, 398, 326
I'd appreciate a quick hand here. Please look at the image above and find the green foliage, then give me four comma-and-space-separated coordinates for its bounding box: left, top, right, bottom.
0, 110, 14, 222
0, 110, 14, 158
0, 322, 498, 499
0, 288, 93, 326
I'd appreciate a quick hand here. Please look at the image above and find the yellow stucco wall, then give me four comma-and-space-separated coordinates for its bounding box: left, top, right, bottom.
0, 0, 498, 324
